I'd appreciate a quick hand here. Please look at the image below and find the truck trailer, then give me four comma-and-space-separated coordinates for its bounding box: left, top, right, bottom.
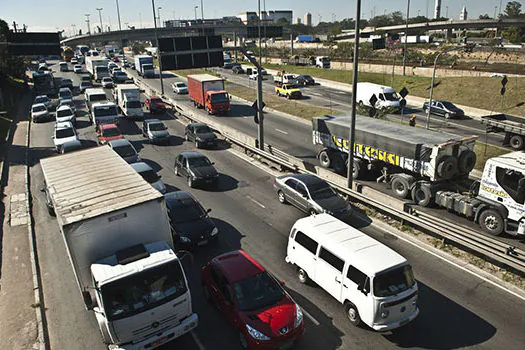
134, 55, 155, 78
85, 56, 109, 81
313, 115, 477, 205
32, 71, 56, 97
187, 74, 230, 115
480, 114, 525, 150
40, 147, 198, 349
113, 85, 144, 119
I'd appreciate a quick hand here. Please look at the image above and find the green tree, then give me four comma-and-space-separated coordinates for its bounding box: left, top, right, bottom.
0, 18, 27, 79
502, 25, 524, 43
479, 14, 491, 19
504, 1, 522, 18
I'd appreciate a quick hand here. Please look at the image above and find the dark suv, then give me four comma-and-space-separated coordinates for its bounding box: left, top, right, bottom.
185, 123, 217, 148
174, 152, 219, 188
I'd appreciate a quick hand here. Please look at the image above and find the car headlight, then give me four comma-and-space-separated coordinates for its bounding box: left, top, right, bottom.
246, 324, 270, 341
180, 236, 191, 244
381, 310, 389, 319
294, 303, 303, 328
210, 227, 219, 236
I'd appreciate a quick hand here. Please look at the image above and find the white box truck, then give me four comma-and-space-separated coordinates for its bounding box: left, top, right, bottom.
40, 147, 198, 350
86, 56, 109, 81
114, 85, 144, 119
134, 55, 155, 78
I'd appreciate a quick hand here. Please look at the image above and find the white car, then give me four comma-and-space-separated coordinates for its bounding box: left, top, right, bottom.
73, 64, 82, 73
55, 105, 76, 125
101, 77, 114, 88
71, 57, 78, 64
34, 95, 52, 109
31, 103, 50, 123
171, 81, 188, 94
53, 121, 80, 153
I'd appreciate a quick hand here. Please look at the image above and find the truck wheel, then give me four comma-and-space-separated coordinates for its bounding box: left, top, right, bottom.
391, 177, 410, 199
297, 268, 310, 284
437, 156, 458, 179
411, 184, 433, 207
458, 150, 477, 174
509, 135, 524, 150
344, 302, 361, 327
479, 209, 504, 236
352, 159, 363, 179
319, 150, 332, 168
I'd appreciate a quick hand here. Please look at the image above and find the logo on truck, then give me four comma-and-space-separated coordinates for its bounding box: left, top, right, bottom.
332, 136, 400, 166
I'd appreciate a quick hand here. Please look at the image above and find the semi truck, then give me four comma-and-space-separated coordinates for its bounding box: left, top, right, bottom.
187, 74, 230, 115
32, 71, 56, 97
40, 147, 198, 349
113, 85, 144, 119
295, 35, 320, 43
134, 55, 155, 78
85, 56, 109, 81
61, 46, 74, 62
480, 114, 525, 150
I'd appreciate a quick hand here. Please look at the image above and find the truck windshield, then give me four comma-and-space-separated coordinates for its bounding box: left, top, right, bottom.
101, 260, 187, 322
96, 67, 109, 73
373, 265, 415, 298
211, 93, 229, 103
142, 64, 154, 70
383, 92, 399, 101
94, 106, 118, 117
89, 94, 106, 102
126, 100, 141, 109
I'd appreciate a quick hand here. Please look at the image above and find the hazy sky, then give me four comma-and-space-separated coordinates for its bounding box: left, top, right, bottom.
0, 0, 511, 34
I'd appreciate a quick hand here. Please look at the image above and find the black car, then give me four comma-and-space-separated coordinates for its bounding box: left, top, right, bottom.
232, 65, 245, 74
59, 78, 74, 90
174, 152, 219, 188
295, 74, 315, 86
422, 100, 464, 119
164, 191, 218, 248
185, 123, 217, 148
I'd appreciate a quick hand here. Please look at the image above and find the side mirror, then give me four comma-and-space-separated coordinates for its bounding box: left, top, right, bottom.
206, 208, 212, 213
82, 291, 94, 310
211, 162, 215, 165
280, 280, 286, 286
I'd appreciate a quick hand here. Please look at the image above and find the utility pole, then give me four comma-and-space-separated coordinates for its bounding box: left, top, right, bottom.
151, 0, 164, 95
96, 8, 103, 33
347, 0, 361, 190
257, 0, 264, 150
158, 7, 162, 27
115, 0, 122, 31
85, 14, 91, 35
402, 0, 410, 76
200, 0, 204, 21
194, 6, 199, 22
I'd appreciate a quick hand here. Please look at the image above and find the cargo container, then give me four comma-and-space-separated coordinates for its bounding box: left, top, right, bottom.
187, 74, 230, 115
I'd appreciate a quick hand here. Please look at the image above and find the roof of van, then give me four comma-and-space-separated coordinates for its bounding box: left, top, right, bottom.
84, 88, 106, 95
293, 213, 407, 276
357, 82, 396, 92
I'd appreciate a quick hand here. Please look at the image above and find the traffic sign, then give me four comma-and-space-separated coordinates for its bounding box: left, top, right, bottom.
251, 100, 266, 112
399, 87, 409, 98
158, 35, 224, 70
6, 32, 60, 56
501, 76, 508, 87
369, 94, 378, 108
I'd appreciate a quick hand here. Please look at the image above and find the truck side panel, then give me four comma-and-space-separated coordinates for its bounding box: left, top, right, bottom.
188, 77, 205, 106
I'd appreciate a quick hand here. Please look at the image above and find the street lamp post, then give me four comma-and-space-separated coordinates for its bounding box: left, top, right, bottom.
96, 8, 103, 33
151, 0, 164, 95
85, 14, 91, 35
402, 0, 410, 76
200, 0, 204, 21
194, 6, 199, 21
158, 7, 162, 27
115, 0, 122, 31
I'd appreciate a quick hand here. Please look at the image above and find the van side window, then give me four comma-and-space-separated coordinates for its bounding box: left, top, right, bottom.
347, 265, 369, 289
319, 247, 344, 272
294, 231, 318, 254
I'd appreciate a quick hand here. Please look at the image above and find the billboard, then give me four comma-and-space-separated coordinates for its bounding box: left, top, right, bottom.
6, 32, 60, 56
158, 35, 224, 70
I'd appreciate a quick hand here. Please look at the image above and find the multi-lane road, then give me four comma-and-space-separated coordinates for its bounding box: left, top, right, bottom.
23, 60, 525, 349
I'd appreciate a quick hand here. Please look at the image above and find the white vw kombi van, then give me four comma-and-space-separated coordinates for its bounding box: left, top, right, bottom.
285, 213, 419, 331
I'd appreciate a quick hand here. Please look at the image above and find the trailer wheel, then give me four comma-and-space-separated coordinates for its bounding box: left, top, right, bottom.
509, 135, 524, 150
437, 156, 458, 179
391, 177, 410, 199
319, 150, 332, 168
352, 159, 363, 179
458, 150, 477, 174
479, 209, 504, 236
411, 184, 433, 207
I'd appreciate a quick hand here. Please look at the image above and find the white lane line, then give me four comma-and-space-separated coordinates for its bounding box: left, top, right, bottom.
275, 128, 289, 135
302, 308, 321, 326
191, 331, 206, 350
246, 195, 266, 209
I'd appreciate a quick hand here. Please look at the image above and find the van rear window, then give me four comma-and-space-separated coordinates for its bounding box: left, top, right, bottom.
294, 231, 318, 255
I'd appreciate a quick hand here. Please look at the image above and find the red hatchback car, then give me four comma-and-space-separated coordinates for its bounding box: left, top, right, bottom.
202, 250, 304, 349
144, 96, 168, 114
97, 123, 124, 145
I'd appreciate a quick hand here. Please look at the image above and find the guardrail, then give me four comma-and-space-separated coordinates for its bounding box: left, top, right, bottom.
135, 74, 525, 276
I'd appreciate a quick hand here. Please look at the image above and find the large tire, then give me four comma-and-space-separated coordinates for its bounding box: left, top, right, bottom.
411, 184, 433, 207
458, 150, 477, 174
277, 190, 287, 204
352, 159, 363, 179
478, 209, 504, 236
509, 135, 524, 150
319, 150, 332, 168
297, 268, 310, 285
437, 156, 458, 179
391, 177, 411, 199
344, 302, 361, 327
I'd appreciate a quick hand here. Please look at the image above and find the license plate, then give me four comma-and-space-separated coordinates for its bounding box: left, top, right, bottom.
150, 335, 169, 347
197, 240, 208, 246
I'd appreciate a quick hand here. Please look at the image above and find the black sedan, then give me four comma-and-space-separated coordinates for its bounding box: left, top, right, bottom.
165, 191, 218, 248
295, 74, 315, 86
174, 152, 219, 188
185, 123, 217, 148
274, 174, 352, 217
232, 65, 245, 74
423, 100, 464, 119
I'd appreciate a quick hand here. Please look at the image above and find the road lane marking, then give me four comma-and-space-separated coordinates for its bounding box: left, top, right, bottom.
246, 195, 266, 208
191, 331, 206, 350
302, 308, 321, 326
275, 128, 289, 135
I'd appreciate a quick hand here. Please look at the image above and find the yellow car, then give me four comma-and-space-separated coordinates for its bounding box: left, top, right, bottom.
275, 84, 302, 99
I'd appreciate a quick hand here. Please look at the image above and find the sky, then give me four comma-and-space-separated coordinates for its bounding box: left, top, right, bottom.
0, 0, 513, 34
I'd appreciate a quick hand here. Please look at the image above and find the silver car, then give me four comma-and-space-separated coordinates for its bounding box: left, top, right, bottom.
274, 174, 352, 217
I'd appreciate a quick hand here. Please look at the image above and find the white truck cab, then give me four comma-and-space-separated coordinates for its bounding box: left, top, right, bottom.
286, 213, 419, 331
91, 101, 120, 126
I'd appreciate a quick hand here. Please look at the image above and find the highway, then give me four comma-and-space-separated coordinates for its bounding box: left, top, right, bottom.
26, 61, 525, 349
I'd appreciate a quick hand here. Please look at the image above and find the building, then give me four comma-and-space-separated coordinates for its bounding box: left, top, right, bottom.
434, 0, 441, 19
304, 12, 312, 26
236, 10, 293, 25
459, 6, 468, 20
294, 17, 302, 25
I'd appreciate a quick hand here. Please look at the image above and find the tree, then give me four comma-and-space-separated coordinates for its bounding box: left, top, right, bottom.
479, 14, 491, 19
504, 1, 522, 18
502, 25, 524, 44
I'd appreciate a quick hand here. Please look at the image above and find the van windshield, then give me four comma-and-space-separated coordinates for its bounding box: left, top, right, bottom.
383, 92, 399, 101
373, 265, 415, 297
127, 100, 141, 109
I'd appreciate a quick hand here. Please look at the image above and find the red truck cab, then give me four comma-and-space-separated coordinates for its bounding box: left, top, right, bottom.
144, 96, 168, 114
187, 74, 230, 116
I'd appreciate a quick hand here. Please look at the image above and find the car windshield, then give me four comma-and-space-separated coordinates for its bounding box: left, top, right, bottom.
103, 127, 120, 137
102, 78, 112, 82
139, 170, 160, 183
169, 201, 205, 223
373, 265, 416, 298
309, 183, 337, 200
442, 101, 456, 109
56, 109, 73, 118
287, 85, 300, 89
149, 123, 166, 131
59, 91, 72, 98
150, 98, 162, 105
233, 272, 284, 311
188, 156, 212, 167
56, 128, 75, 138
35, 97, 48, 104
94, 106, 118, 117
195, 126, 212, 134
101, 260, 187, 322
211, 93, 229, 103
33, 105, 46, 112
175, 83, 186, 88
383, 92, 399, 101
127, 100, 141, 109
114, 145, 136, 157
115, 72, 127, 77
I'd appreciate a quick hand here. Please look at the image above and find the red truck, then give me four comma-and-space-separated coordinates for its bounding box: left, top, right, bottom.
187, 74, 230, 115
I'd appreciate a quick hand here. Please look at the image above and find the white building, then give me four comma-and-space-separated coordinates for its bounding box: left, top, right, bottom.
304, 12, 312, 26
459, 6, 468, 20
434, 0, 441, 19
236, 10, 293, 24
294, 17, 302, 25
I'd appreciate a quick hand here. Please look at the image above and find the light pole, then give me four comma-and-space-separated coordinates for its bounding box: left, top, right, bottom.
194, 6, 199, 21
158, 7, 162, 27
257, 0, 264, 150
115, 0, 122, 31
71, 24, 76, 37
151, 0, 164, 95
402, 0, 410, 76
96, 8, 103, 33
200, 0, 204, 21
85, 14, 91, 35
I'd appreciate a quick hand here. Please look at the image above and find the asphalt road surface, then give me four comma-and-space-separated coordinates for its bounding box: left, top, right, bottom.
23, 60, 525, 349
